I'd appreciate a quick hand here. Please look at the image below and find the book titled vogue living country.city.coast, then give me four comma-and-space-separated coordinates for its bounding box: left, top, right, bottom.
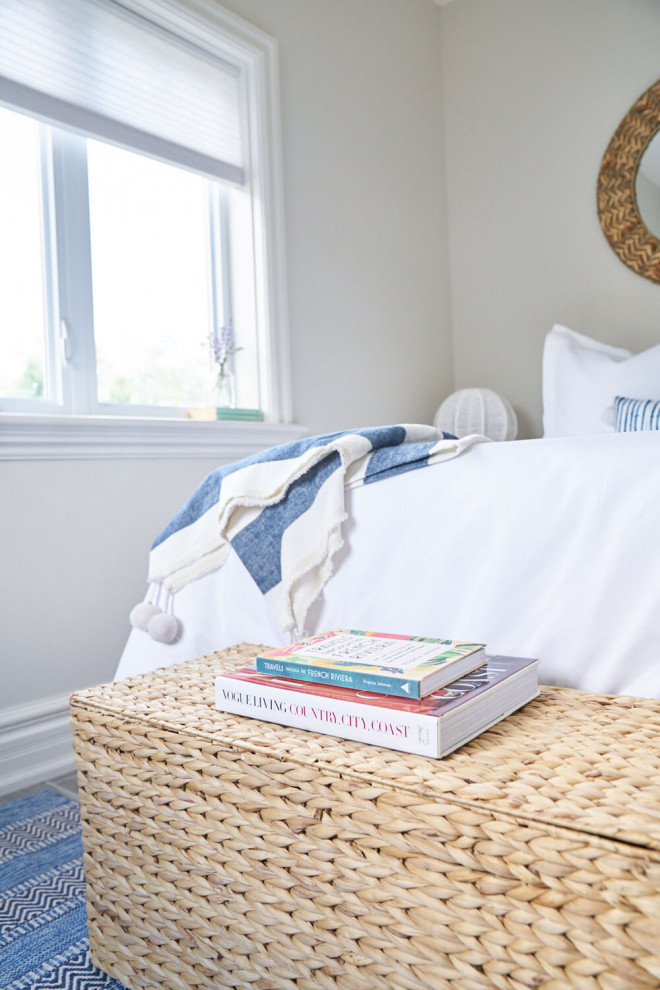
255, 629, 487, 699
215, 655, 540, 758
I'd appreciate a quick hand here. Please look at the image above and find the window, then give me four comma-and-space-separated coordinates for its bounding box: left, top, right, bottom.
0, 0, 291, 426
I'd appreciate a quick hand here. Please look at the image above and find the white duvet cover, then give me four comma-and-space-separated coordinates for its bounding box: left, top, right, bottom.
116, 432, 660, 699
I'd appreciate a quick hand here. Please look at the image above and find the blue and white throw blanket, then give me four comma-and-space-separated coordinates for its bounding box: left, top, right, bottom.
145, 424, 488, 638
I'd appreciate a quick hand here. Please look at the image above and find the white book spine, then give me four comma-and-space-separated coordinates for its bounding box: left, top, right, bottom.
214, 676, 440, 757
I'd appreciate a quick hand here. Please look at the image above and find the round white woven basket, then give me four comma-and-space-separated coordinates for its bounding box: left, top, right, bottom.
434, 388, 518, 441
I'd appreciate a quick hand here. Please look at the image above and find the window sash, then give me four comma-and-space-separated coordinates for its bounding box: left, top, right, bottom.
2, 121, 236, 418
50, 128, 98, 414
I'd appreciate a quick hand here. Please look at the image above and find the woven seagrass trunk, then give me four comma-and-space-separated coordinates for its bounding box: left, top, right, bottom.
69, 644, 660, 990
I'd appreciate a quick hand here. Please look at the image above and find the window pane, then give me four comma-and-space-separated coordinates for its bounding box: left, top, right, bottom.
0, 106, 48, 400
87, 140, 216, 407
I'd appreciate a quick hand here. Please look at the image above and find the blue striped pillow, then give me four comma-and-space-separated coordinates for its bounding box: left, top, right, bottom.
614, 395, 660, 432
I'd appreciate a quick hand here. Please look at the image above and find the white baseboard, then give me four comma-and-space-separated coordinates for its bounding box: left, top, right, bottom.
0, 692, 76, 797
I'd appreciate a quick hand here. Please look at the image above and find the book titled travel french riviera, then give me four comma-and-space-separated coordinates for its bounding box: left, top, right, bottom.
215, 655, 540, 758
255, 629, 487, 699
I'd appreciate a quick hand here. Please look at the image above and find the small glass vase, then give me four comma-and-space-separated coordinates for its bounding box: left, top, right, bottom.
211, 369, 236, 409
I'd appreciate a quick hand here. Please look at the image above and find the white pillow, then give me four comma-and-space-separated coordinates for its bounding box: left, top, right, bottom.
542, 324, 660, 436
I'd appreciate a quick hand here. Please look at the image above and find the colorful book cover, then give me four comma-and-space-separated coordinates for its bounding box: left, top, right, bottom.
215, 655, 540, 758
256, 629, 487, 699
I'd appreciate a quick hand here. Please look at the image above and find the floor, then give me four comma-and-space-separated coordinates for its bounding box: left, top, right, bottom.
0, 771, 79, 806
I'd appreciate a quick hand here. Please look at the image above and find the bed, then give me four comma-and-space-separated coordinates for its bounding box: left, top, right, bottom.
115, 326, 660, 700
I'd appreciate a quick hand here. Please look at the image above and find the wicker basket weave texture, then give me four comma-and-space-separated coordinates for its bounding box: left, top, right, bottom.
70, 643, 660, 990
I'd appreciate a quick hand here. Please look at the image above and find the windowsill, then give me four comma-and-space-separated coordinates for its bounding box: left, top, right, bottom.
0, 413, 308, 460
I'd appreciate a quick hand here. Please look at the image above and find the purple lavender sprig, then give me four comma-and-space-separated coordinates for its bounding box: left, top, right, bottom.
208, 324, 242, 378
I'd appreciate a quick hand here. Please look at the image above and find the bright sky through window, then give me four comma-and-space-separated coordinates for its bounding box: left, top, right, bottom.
88, 140, 219, 408
0, 106, 47, 400
0, 107, 232, 410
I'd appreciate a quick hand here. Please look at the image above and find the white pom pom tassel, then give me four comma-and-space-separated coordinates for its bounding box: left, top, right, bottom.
147, 612, 180, 644
129, 602, 161, 630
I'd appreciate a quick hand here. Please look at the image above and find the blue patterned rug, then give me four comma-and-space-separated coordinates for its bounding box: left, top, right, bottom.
0, 790, 127, 989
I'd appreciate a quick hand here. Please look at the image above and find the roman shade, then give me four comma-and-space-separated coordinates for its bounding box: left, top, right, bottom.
0, 0, 244, 184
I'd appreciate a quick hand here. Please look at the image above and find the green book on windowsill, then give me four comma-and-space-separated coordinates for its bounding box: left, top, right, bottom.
188, 407, 264, 421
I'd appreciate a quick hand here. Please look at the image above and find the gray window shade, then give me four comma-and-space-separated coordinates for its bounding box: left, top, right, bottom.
0, 0, 244, 184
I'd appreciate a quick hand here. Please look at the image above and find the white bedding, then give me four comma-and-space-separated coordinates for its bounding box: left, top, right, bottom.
116, 431, 660, 699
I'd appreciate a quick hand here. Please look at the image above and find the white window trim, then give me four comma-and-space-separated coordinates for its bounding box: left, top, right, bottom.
0, 0, 296, 455
0, 414, 307, 460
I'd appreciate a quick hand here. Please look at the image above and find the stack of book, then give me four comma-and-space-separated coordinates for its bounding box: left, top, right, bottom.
214, 629, 540, 759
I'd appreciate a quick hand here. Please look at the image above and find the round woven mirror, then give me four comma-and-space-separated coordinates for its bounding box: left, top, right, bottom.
597, 79, 660, 283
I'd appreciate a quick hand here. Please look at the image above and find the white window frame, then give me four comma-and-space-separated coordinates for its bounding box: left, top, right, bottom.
0, 0, 301, 460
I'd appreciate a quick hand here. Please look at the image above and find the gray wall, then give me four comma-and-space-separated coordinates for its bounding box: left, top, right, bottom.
224, 0, 452, 436
440, 0, 660, 438
1, 457, 230, 707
